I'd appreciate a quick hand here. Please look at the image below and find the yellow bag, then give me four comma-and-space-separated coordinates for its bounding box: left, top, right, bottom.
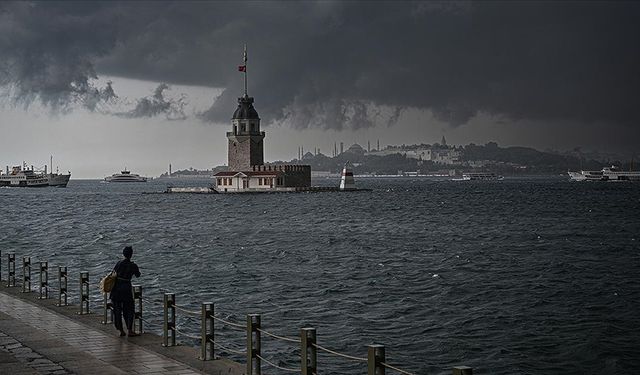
99, 270, 117, 293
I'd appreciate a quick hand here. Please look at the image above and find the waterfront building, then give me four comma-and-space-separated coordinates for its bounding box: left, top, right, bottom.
366, 145, 461, 165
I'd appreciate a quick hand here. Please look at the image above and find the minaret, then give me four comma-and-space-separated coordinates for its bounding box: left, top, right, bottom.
227, 45, 265, 171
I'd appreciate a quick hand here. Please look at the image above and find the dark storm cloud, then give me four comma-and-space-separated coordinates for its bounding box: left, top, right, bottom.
118, 83, 186, 120
0, 2, 117, 112
0, 2, 186, 119
1, 1, 639, 131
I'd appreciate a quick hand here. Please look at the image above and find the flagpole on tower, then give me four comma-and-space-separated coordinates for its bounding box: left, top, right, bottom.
243, 44, 248, 96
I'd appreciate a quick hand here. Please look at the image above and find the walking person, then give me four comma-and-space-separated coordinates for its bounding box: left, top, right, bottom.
110, 246, 141, 337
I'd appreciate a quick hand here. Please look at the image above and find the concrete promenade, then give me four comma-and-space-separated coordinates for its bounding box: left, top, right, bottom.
0, 285, 244, 375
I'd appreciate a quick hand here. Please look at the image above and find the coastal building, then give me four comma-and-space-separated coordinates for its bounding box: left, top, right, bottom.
213, 48, 310, 192
366, 145, 461, 165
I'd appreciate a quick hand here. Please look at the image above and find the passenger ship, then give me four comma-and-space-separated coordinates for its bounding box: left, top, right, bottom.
0, 165, 50, 187
104, 169, 147, 182
568, 166, 640, 181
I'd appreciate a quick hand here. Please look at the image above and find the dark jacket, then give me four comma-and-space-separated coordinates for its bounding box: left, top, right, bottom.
109, 259, 141, 302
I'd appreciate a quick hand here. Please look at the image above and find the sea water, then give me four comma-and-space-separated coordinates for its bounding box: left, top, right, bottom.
1, 177, 639, 374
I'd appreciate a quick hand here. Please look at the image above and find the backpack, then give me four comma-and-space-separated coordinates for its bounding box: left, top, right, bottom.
99, 270, 117, 293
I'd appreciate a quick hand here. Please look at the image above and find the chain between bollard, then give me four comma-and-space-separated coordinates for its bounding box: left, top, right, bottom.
381, 361, 416, 375
212, 315, 245, 330
256, 353, 299, 372
209, 338, 246, 355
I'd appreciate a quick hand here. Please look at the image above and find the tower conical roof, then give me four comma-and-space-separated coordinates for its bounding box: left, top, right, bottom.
232, 94, 259, 120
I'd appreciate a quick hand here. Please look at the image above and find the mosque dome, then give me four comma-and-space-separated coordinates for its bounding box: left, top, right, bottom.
346, 143, 365, 155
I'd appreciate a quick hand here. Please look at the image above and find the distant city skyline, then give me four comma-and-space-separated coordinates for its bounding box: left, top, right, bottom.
1, 1, 639, 178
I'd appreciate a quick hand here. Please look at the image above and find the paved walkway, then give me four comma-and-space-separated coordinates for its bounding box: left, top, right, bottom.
0, 291, 202, 375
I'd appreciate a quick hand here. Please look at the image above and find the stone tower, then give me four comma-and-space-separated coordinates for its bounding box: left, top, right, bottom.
227, 94, 265, 170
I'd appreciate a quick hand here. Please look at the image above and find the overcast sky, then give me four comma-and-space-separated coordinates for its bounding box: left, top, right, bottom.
1, 1, 639, 178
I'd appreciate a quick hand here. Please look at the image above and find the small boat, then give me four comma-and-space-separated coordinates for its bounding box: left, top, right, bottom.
105, 169, 147, 182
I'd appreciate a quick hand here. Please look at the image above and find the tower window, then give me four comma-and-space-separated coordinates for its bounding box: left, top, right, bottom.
241, 124, 246, 132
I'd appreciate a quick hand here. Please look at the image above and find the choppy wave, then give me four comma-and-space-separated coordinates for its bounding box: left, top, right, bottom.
1, 177, 639, 374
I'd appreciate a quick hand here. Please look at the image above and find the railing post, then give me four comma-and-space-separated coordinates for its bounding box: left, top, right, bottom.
78, 271, 89, 315
163, 293, 176, 347
368, 344, 385, 375
38, 261, 48, 299
133, 285, 143, 334
246, 313, 261, 375
452, 366, 473, 375
7, 253, 16, 287
301, 328, 317, 375
0, 250, 2, 281
102, 292, 113, 324
57, 266, 68, 306
200, 302, 214, 360
22, 256, 31, 293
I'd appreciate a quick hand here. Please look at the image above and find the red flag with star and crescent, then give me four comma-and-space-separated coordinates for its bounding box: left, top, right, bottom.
238, 45, 247, 72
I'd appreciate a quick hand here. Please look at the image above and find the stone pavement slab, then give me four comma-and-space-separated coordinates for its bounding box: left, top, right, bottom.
0, 291, 207, 375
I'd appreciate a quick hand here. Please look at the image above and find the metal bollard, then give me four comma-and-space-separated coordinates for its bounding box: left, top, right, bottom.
246, 314, 261, 375
38, 261, 49, 299
200, 302, 214, 360
57, 266, 68, 306
102, 292, 113, 324
78, 271, 89, 315
301, 328, 317, 375
22, 257, 31, 293
133, 285, 143, 334
452, 366, 473, 375
368, 344, 386, 375
7, 253, 16, 287
163, 293, 176, 347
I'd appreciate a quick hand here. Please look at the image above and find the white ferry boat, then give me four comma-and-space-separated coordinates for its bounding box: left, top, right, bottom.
454, 172, 504, 181
0, 165, 50, 187
105, 169, 147, 182
568, 166, 640, 181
